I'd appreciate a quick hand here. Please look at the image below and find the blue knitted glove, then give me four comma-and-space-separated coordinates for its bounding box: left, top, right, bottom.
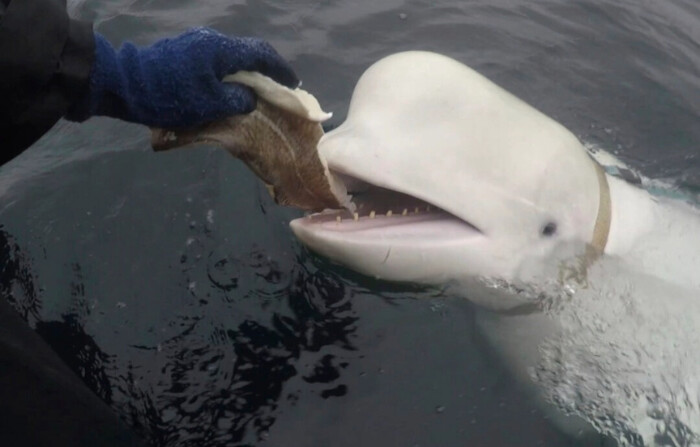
67, 27, 299, 128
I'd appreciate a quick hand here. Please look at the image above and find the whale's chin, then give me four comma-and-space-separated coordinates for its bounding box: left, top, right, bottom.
290, 172, 483, 246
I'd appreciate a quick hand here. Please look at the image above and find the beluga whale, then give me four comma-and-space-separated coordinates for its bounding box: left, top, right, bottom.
289, 52, 700, 445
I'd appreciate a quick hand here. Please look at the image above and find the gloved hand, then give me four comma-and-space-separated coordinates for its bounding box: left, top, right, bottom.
67, 27, 299, 128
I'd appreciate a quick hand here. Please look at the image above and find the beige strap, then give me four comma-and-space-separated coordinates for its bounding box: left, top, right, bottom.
571, 157, 612, 285
590, 159, 611, 254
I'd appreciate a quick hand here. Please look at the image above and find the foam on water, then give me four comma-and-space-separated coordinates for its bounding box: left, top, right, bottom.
532, 255, 700, 446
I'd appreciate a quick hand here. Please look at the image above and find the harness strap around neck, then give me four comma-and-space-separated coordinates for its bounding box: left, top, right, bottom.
590, 158, 612, 255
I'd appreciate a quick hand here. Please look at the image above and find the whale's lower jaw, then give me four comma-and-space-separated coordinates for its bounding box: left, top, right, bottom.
290, 210, 483, 283
289, 168, 486, 283
290, 207, 481, 245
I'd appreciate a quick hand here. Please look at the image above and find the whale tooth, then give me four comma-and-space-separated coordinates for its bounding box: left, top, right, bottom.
386, 210, 393, 217
402, 208, 408, 216
369, 210, 376, 219
353, 212, 359, 221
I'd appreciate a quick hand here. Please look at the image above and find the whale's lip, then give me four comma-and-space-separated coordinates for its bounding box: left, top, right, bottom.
290, 170, 483, 243
290, 210, 482, 244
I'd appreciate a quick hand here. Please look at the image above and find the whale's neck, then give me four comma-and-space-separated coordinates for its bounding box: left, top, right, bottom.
604, 175, 656, 256
604, 174, 700, 290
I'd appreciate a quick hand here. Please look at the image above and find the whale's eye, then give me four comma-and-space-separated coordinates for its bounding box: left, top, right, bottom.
542, 222, 557, 237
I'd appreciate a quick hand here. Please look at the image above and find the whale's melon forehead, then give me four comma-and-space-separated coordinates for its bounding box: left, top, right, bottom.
323, 51, 589, 176
347, 52, 498, 114
359, 53, 576, 139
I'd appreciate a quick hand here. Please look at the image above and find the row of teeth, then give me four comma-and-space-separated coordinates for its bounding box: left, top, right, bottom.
331, 205, 432, 222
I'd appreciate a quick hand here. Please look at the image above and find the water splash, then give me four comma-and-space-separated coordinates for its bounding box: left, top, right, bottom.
533, 256, 700, 446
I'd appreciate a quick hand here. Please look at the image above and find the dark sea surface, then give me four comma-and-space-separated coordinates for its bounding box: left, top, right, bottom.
2, 1, 699, 446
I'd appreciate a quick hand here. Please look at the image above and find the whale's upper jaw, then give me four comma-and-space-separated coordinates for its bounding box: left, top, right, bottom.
290, 172, 483, 246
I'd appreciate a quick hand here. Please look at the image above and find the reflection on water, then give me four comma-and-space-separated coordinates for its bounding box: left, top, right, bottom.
110, 256, 357, 446
0, 147, 365, 446
0, 227, 41, 323
2, 0, 699, 446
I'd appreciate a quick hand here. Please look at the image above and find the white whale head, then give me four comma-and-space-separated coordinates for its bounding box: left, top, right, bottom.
290, 51, 606, 309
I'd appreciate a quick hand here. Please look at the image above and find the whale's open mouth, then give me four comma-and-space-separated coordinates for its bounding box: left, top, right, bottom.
290, 170, 483, 242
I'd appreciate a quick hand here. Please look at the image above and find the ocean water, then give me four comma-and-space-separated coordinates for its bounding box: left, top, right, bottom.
1, 1, 699, 446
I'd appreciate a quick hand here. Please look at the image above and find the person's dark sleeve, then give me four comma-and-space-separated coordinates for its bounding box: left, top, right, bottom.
0, 0, 95, 165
